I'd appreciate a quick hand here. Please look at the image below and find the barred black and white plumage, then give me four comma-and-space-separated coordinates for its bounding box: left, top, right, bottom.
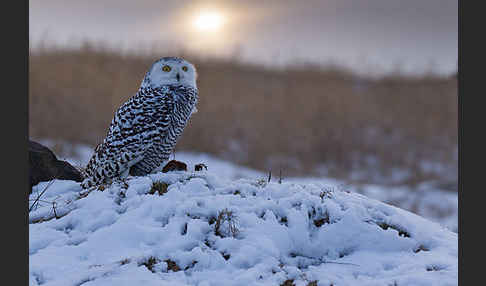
81, 57, 199, 188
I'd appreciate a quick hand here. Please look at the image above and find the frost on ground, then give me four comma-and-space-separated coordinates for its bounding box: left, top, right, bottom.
283, 178, 458, 233
36, 140, 458, 233
29, 171, 457, 286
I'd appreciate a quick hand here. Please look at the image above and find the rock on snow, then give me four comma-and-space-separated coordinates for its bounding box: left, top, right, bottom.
29, 171, 457, 286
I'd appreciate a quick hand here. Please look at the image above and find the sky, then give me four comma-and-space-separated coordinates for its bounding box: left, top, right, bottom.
29, 0, 458, 76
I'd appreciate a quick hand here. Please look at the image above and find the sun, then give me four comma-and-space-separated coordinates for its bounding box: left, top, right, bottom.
193, 11, 224, 31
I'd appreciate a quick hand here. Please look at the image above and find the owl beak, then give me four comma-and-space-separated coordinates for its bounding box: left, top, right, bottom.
176, 73, 181, 82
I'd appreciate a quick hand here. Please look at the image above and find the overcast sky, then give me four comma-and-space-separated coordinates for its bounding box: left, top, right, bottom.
29, 0, 457, 75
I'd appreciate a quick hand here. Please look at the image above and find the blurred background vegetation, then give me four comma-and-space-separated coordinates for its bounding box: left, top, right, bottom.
29, 44, 457, 190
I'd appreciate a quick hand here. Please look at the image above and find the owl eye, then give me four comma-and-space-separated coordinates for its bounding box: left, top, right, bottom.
182, 66, 188, 72
162, 65, 171, 72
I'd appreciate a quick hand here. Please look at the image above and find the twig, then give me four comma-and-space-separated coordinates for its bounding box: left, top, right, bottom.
29, 179, 56, 212
322, 260, 360, 267
290, 253, 360, 267
52, 201, 58, 219
28, 199, 55, 204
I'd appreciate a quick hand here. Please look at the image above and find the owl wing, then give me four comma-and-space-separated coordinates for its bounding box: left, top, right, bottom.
128, 91, 175, 176
130, 87, 198, 176
83, 94, 163, 186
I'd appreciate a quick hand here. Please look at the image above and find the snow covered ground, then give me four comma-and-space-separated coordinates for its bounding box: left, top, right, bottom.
29, 170, 457, 286
37, 140, 458, 233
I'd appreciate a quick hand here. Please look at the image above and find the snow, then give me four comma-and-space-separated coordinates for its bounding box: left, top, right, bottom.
33, 139, 458, 232
30, 170, 457, 286
33, 139, 458, 233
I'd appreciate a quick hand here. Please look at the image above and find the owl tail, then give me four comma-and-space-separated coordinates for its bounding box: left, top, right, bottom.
80, 177, 96, 189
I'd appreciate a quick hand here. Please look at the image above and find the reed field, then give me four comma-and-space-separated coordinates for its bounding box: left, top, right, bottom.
29, 44, 457, 189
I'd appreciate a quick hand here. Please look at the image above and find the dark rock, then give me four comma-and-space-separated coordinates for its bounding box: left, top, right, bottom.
164, 259, 181, 272
195, 163, 208, 171
29, 140, 83, 192
162, 160, 187, 173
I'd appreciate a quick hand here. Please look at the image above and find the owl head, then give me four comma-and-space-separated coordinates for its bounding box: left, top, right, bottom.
142, 57, 198, 89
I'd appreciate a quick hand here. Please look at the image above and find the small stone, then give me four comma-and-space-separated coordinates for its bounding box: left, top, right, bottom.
195, 163, 208, 171
162, 160, 187, 173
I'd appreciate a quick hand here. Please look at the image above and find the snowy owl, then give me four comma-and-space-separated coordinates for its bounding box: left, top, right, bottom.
81, 57, 199, 189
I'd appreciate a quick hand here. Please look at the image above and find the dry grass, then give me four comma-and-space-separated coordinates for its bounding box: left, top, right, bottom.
29, 45, 457, 188
149, 181, 169, 196
214, 208, 239, 238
